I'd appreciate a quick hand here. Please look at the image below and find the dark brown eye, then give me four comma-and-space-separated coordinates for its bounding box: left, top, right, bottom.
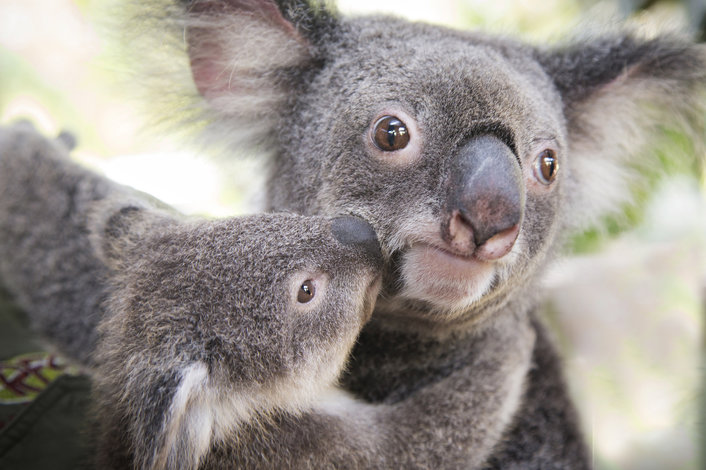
535, 149, 558, 185
297, 280, 316, 303
372, 116, 410, 151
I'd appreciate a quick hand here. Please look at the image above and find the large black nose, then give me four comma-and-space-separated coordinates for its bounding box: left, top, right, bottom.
445, 134, 524, 259
331, 216, 383, 264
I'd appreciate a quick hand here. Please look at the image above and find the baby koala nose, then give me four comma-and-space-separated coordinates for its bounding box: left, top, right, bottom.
331, 216, 383, 265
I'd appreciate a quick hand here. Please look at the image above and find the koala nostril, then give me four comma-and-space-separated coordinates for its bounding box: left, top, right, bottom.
445, 210, 520, 260
475, 223, 520, 261
331, 216, 383, 263
447, 210, 476, 254
467, 200, 522, 249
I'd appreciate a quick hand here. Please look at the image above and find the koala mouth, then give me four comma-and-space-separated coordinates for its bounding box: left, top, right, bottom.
397, 243, 497, 309
412, 243, 494, 280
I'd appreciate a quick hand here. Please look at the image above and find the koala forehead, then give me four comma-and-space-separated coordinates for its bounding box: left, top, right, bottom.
141, 217, 340, 276
301, 17, 564, 145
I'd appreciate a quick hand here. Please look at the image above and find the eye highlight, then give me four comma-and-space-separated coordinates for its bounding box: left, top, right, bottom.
534, 149, 559, 185
372, 116, 410, 151
297, 280, 316, 303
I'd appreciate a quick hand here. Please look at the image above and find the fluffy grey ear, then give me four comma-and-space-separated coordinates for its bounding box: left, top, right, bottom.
89, 203, 145, 268
126, 363, 213, 470
89, 201, 171, 269
537, 34, 706, 230
182, 0, 336, 151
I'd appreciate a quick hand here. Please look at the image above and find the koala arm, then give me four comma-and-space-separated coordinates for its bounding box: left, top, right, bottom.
483, 316, 590, 469
380, 310, 535, 469
265, 311, 533, 470
284, 310, 533, 470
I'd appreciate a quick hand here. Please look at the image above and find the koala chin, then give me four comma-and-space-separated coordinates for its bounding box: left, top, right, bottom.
399, 242, 503, 312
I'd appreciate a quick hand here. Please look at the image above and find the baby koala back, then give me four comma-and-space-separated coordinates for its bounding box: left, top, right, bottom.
90, 205, 383, 469
0, 123, 127, 363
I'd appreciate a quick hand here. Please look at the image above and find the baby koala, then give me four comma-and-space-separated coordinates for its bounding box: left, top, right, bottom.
0, 123, 381, 468
0, 123, 535, 469
90, 203, 383, 469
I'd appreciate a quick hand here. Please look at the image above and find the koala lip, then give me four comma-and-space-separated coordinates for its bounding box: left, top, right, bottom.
400, 243, 496, 306
405, 242, 496, 288
418, 243, 492, 276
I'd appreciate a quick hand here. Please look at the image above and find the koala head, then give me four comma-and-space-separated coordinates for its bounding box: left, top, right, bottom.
91, 202, 382, 468
168, 1, 705, 328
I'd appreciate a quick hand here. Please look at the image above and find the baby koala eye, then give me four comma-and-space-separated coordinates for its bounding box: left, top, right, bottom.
372, 116, 410, 151
534, 149, 559, 185
297, 280, 316, 303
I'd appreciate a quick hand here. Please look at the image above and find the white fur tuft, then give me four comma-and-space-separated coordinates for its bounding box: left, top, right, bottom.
565, 68, 706, 232
152, 362, 213, 470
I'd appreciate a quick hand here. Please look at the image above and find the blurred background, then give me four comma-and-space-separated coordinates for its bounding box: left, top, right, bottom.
1, 0, 705, 468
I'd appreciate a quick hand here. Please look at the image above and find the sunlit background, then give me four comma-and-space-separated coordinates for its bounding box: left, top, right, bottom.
1, 1, 705, 468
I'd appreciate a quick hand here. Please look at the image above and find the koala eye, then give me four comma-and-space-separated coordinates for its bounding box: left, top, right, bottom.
534, 149, 558, 185
372, 116, 410, 151
297, 280, 316, 303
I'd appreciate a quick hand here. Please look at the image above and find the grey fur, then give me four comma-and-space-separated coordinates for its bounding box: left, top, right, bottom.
0, 123, 535, 469
0, 123, 175, 364
91, 204, 387, 469
0, 122, 118, 364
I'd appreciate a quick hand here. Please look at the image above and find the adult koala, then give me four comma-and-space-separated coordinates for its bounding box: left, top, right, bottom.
158, 1, 706, 467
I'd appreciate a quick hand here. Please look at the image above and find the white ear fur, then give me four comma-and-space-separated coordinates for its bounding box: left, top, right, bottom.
183, 2, 314, 156
187, 12, 309, 100
562, 53, 706, 232
113, 0, 322, 158
563, 79, 651, 231
150, 363, 214, 470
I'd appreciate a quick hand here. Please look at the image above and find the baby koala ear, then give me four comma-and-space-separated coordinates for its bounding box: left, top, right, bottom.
88, 200, 172, 269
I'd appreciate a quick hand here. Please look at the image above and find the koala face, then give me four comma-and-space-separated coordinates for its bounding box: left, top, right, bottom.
98, 209, 382, 398
267, 19, 565, 321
